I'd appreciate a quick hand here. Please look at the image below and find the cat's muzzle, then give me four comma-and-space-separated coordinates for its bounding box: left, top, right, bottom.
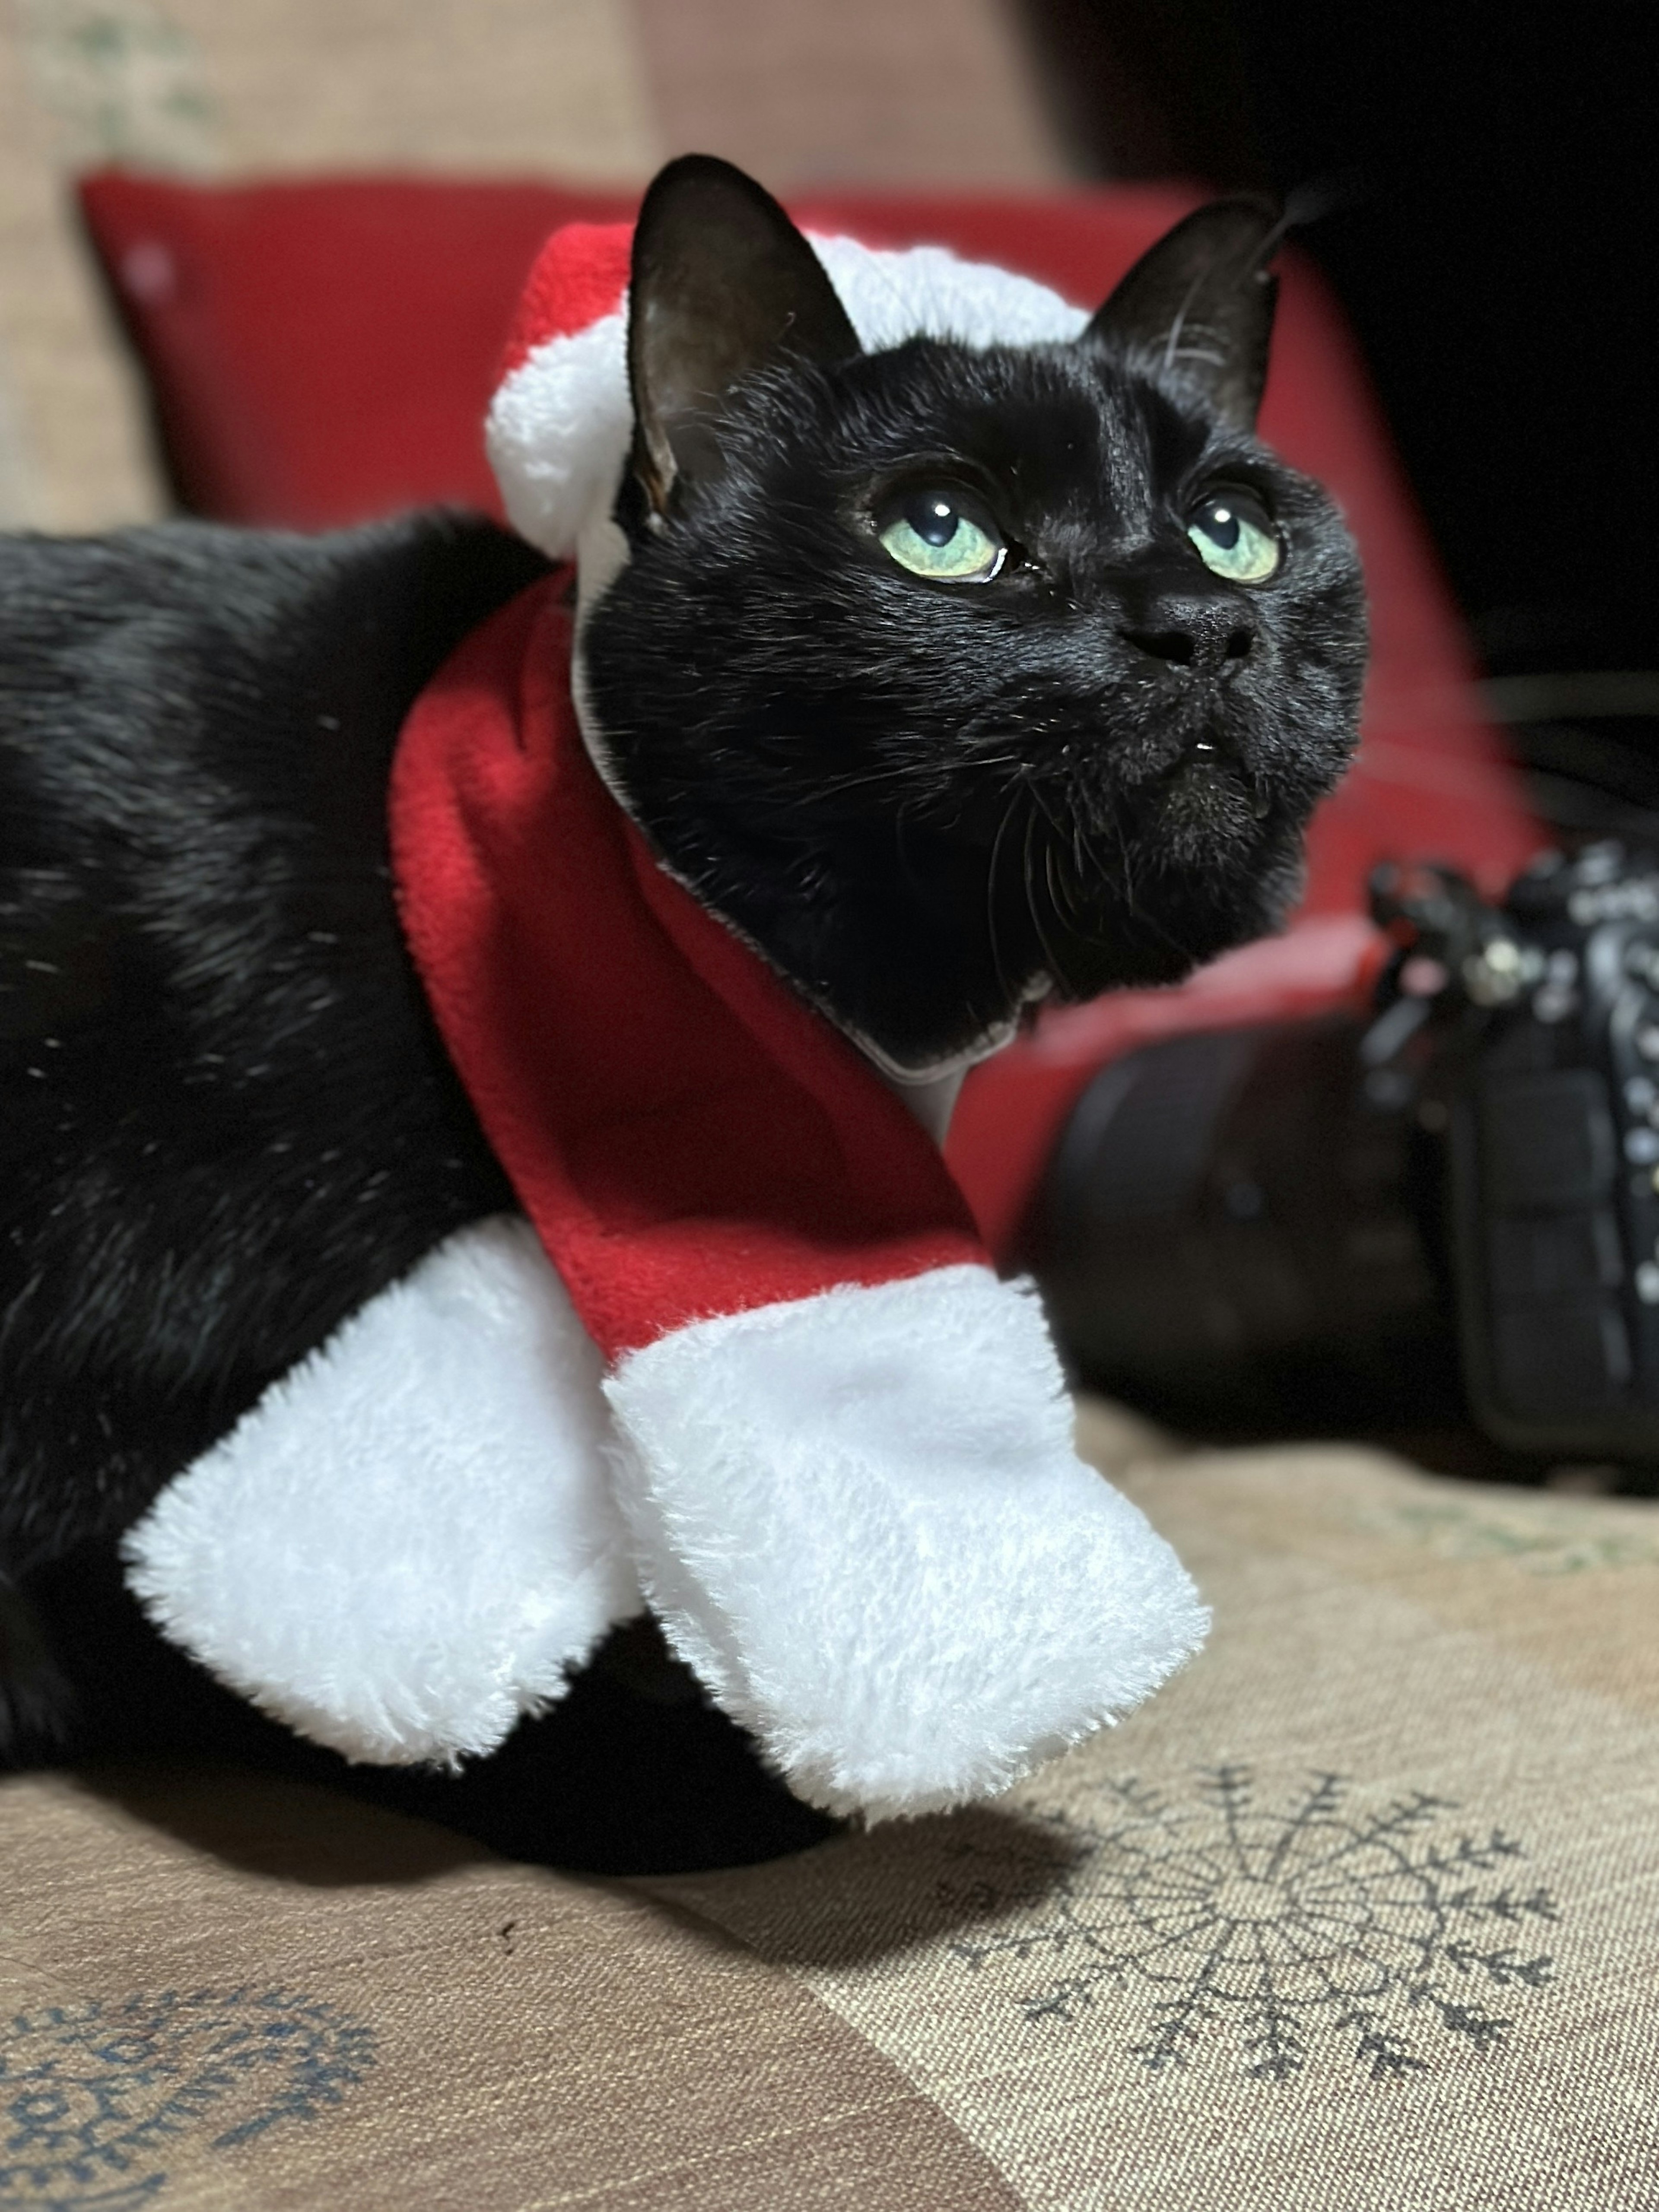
1189, 735, 1272, 818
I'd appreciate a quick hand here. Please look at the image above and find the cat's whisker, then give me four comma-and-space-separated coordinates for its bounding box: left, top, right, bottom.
1021, 806, 1071, 991
1052, 817, 1089, 932
1076, 816, 1115, 914
1044, 840, 1068, 934
984, 782, 1027, 1005
1058, 822, 1095, 938
1019, 776, 1094, 936
1112, 812, 1202, 963
1108, 809, 1142, 919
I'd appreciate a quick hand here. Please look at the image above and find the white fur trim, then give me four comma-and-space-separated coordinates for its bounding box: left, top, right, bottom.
122, 1217, 640, 1765
603, 1266, 1208, 1821
813, 234, 1088, 352
487, 234, 1089, 562
488, 307, 634, 565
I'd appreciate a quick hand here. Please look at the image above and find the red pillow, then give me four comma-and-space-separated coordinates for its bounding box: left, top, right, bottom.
78, 170, 1541, 1247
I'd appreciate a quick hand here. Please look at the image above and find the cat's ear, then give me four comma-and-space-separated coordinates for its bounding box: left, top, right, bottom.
627, 154, 862, 514
1084, 199, 1281, 432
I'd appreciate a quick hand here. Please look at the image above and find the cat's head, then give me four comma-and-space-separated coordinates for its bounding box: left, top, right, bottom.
580, 156, 1367, 1076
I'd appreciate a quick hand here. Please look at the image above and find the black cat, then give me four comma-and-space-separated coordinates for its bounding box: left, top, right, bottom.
0, 159, 1364, 1858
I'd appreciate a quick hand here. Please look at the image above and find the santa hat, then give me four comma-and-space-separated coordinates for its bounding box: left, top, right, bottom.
124, 219, 1207, 1821
484, 218, 1092, 582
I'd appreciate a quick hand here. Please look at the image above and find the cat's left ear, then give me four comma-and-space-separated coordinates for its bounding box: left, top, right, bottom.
628, 154, 862, 515
1084, 198, 1281, 432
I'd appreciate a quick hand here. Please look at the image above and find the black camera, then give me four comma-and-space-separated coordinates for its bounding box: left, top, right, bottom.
1030, 841, 1659, 1465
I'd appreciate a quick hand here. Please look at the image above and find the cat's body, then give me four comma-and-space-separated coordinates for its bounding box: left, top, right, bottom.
0, 516, 542, 1582
0, 163, 1367, 1820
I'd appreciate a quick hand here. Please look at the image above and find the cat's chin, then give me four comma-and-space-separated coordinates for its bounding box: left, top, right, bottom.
770, 778, 1312, 1073
1134, 754, 1277, 863
1028, 799, 1306, 999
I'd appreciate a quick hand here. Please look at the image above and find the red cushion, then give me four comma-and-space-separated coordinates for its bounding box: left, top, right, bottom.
78, 170, 1542, 1249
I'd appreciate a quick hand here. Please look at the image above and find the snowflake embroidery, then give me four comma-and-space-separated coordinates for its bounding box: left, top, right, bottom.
943, 1768, 1560, 2082
0, 1986, 375, 2206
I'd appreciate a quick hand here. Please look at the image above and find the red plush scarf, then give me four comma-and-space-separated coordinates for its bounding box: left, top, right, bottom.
389, 575, 986, 1365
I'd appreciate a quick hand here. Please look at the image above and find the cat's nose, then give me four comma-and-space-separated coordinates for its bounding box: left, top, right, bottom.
1120, 581, 1257, 676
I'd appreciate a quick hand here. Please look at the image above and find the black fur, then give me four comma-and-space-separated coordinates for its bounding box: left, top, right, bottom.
0, 169, 1365, 1809
0, 513, 543, 1594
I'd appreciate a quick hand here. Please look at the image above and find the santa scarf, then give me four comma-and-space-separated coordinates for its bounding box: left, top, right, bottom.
390, 574, 984, 1362
123, 219, 1207, 1820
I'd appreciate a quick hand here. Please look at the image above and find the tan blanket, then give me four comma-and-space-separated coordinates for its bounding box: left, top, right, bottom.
5, 1409, 1656, 2209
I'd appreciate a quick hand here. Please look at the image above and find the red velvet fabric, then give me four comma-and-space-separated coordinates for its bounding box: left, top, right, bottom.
78, 171, 1544, 1251
390, 578, 983, 1363
499, 220, 633, 379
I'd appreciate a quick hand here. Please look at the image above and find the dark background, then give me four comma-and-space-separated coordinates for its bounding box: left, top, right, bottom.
1021, 0, 1657, 810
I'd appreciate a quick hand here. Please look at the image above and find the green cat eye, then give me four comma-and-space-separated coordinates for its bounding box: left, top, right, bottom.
877, 489, 1006, 584
1185, 490, 1281, 584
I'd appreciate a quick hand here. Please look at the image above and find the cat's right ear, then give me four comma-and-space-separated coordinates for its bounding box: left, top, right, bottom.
1084, 198, 1281, 432
627, 155, 862, 517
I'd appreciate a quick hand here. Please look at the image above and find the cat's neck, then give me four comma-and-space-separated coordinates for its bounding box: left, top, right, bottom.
573, 533, 1015, 1132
